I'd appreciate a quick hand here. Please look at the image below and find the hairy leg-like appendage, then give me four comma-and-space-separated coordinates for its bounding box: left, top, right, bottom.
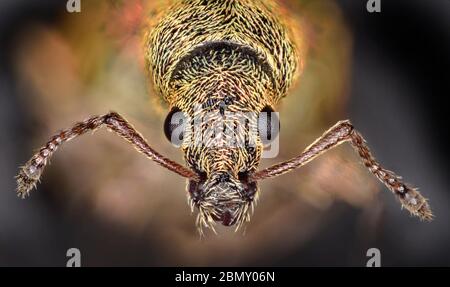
16, 112, 198, 198
251, 120, 433, 221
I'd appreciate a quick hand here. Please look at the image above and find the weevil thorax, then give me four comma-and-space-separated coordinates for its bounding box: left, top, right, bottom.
145, 0, 300, 232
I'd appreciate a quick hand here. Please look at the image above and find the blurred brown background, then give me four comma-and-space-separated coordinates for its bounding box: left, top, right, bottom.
0, 0, 449, 266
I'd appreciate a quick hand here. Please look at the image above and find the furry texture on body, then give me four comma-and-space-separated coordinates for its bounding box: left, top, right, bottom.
145, 0, 300, 232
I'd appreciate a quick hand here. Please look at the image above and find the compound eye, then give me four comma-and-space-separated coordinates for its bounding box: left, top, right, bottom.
258, 105, 280, 146
164, 107, 186, 147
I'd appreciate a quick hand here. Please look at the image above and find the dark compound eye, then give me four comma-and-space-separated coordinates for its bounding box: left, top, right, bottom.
258, 105, 280, 146
164, 107, 186, 147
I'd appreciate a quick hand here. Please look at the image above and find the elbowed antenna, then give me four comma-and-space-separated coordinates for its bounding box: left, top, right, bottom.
250, 120, 433, 221
16, 112, 199, 198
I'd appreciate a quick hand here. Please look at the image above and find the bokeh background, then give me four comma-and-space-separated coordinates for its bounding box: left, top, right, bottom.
0, 0, 449, 266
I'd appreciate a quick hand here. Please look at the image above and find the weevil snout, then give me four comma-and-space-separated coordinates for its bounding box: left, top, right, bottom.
189, 171, 258, 229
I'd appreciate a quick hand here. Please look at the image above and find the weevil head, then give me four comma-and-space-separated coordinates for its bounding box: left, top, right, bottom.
163, 102, 278, 232
183, 108, 263, 231
162, 98, 280, 232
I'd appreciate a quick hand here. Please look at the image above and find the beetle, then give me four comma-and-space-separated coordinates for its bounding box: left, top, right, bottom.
16, 0, 432, 234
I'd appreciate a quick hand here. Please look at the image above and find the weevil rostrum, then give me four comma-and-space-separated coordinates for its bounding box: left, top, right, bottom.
16, 0, 432, 234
